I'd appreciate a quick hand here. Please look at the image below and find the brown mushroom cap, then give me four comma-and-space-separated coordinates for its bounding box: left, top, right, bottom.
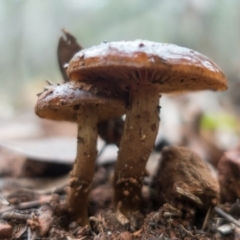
35, 81, 126, 122
67, 40, 227, 92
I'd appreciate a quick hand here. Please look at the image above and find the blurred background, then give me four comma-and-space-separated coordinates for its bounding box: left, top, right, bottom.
1, 0, 240, 110
0, 0, 240, 176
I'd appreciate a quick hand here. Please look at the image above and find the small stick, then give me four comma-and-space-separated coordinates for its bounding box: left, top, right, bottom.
18, 183, 67, 196
45, 79, 54, 86
0, 191, 9, 206
179, 224, 194, 237
0, 196, 51, 215
2, 211, 31, 221
202, 206, 212, 230
214, 206, 240, 228
97, 143, 107, 158
132, 228, 143, 237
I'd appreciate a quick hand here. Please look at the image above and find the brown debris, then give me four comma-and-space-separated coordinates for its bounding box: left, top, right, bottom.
37, 205, 53, 236
0, 162, 236, 239
214, 206, 240, 229
117, 231, 132, 240
217, 147, 240, 203
141, 204, 214, 239
94, 233, 111, 239
27, 217, 40, 231
75, 224, 92, 238
12, 225, 28, 239
0, 222, 13, 239
235, 224, 240, 240
0, 147, 26, 177
0, 195, 52, 215
90, 183, 113, 215
151, 146, 219, 214
57, 29, 82, 82
97, 118, 124, 146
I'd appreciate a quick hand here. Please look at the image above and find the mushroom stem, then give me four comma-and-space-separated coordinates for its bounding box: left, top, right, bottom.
67, 106, 98, 225
113, 85, 160, 216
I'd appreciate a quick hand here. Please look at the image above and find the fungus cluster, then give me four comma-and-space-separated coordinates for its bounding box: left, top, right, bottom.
35, 39, 227, 225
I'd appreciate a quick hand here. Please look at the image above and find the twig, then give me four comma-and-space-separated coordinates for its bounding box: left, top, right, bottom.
179, 224, 194, 237
176, 187, 203, 206
0, 190, 9, 206
132, 229, 143, 237
0, 196, 51, 215
9, 181, 68, 196
1, 211, 31, 221
45, 79, 54, 86
97, 143, 107, 158
202, 206, 212, 230
214, 206, 240, 228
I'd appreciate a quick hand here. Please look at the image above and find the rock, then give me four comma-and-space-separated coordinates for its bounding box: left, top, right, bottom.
151, 146, 219, 212
217, 147, 240, 202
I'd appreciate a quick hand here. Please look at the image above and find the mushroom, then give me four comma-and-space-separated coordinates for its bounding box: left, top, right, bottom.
67, 40, 228, 217
35, 81, 127, 225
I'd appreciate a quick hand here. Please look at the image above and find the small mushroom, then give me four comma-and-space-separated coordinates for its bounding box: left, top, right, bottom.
35, 81, 127, 225
67, 40, 227, 217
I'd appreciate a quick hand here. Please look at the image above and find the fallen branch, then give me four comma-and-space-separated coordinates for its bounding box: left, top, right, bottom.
214, 206, 240, 228
0, 196, 52, 215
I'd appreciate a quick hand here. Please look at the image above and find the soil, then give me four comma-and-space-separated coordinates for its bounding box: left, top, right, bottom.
0, 158, 236, 240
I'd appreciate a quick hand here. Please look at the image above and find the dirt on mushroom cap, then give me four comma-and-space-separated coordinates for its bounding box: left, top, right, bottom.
67, 40, 227, 93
